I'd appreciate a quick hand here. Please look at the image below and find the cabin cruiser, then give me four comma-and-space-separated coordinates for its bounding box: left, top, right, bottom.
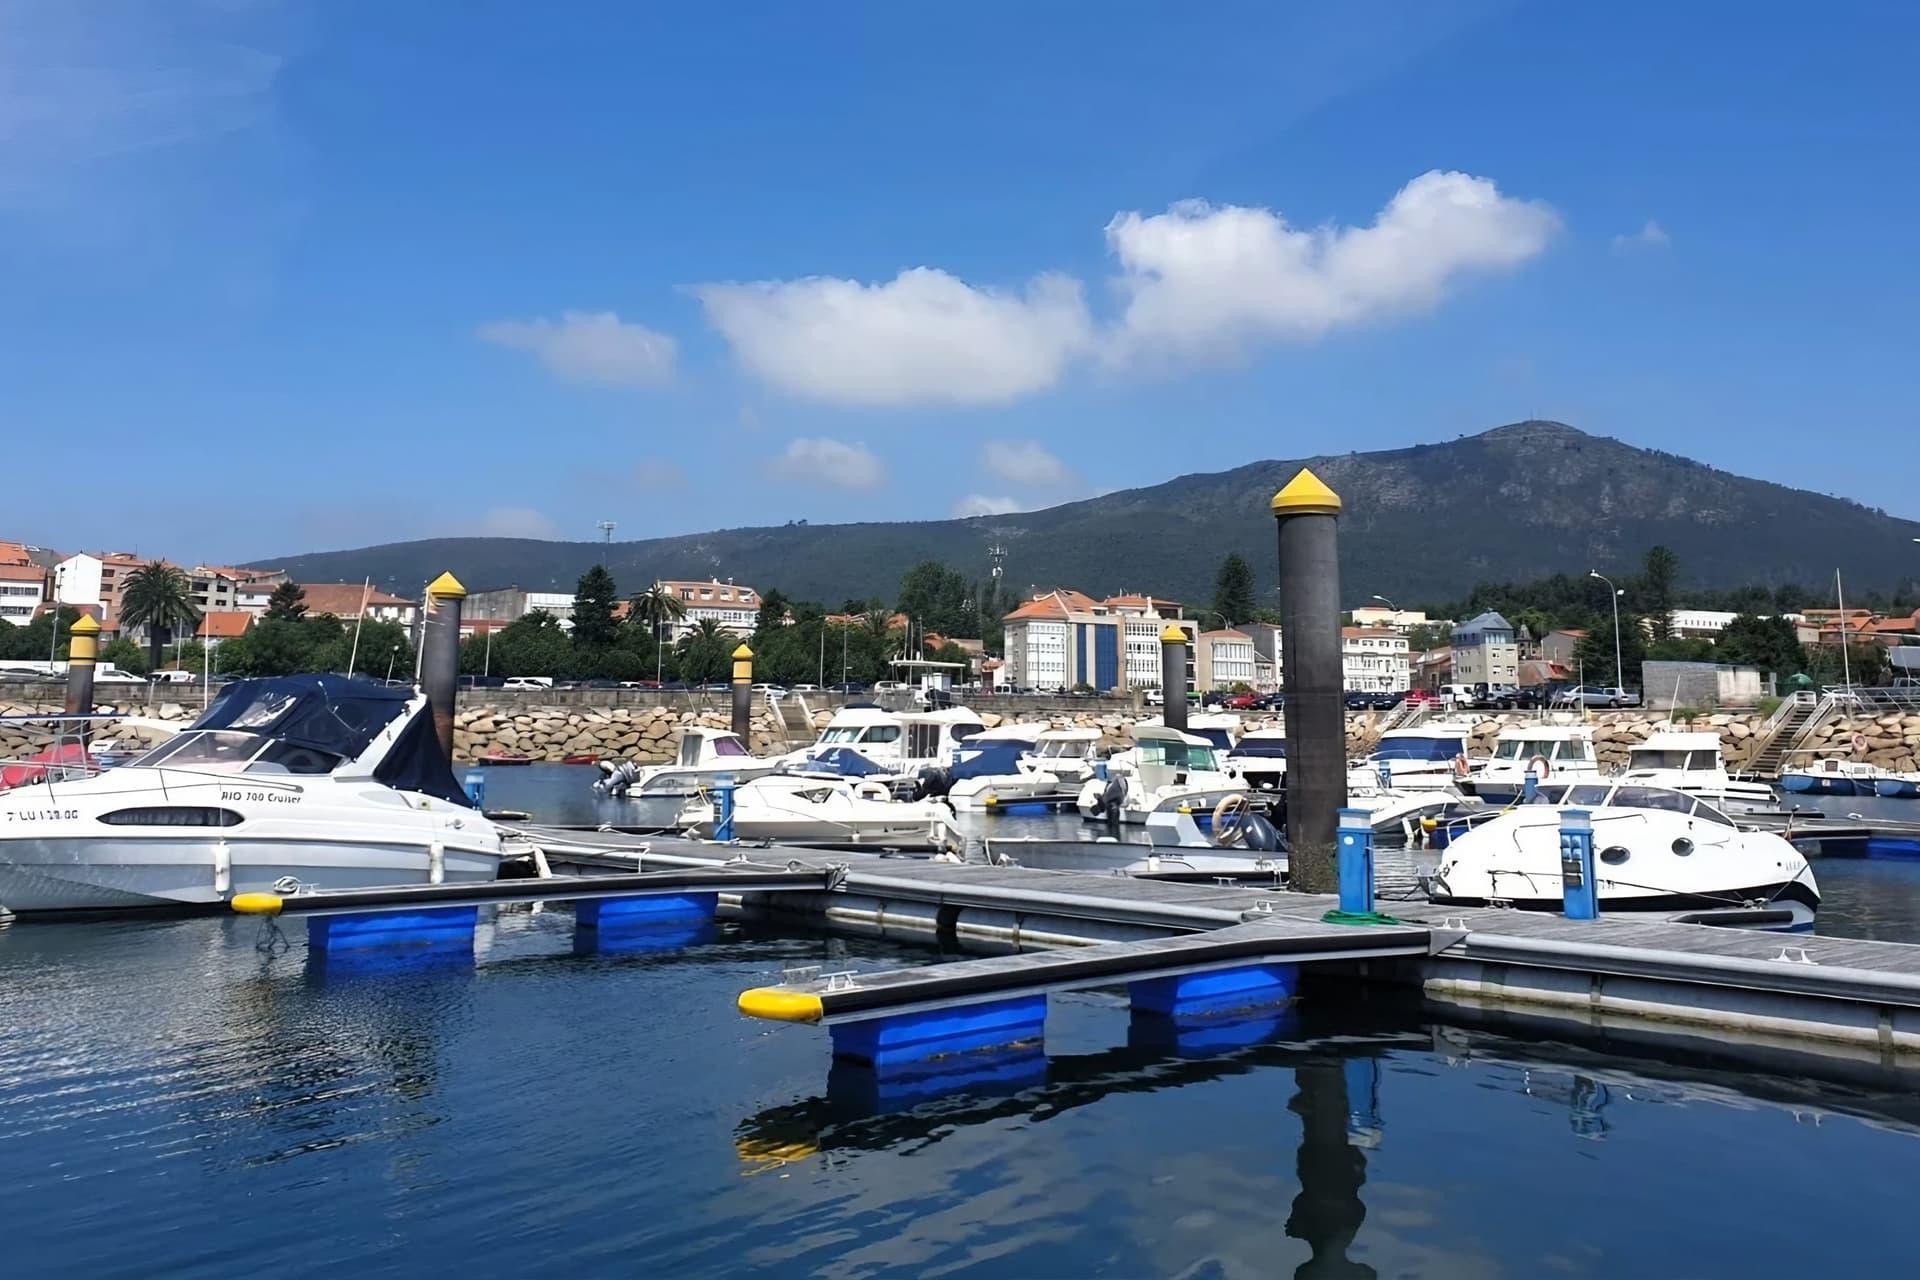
1076, 723, 1247, 825
674, 773, 952, 844
940, 725, 1064, 812
0, 676, 504, 914
594, 727, 779, 798
1617, 731, 1777, 815
1015, 726, 1102, 787
1466, 723, 1602, 804
781, 703, 902, 766
1782, 756, 1920, 799
780, 704, 984, 773
1353, 724, 1474, 793
1226, 727, 1287, 791
1429, 780, 1819, 928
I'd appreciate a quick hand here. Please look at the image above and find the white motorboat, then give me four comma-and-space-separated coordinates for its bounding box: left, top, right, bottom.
1429, 781, 1819, 927
1352, 723, 1475, 793
779, 703, 985, 772
1076, 723, 1247, 825
941, 725, 1064, 812
980, 806, 1286, 880
1466, 722, 1602, 804
0, 675, 505, 914
1015, 726, 1103, 787
675, 773, 953, 844
595, 727, 779, 798
1226, 727, 1287, 792
1617, 731, 1777, 815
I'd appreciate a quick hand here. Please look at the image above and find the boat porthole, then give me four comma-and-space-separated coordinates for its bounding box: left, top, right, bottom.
1599, 846, 1631, 865
1672, 837, 1694, 857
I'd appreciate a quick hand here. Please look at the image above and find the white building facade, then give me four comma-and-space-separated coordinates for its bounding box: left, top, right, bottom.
1003, 619, 1070, 690
1342, 627, 1412, 692
1197, 630, 1257, 689
656, 579, 761, 640
0, 564, 47, 622
53, 554, 103, 608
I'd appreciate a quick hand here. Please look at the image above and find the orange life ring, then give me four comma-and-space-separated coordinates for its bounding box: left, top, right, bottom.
1526, 754, 1551, 779
1450, 754, 1469, 778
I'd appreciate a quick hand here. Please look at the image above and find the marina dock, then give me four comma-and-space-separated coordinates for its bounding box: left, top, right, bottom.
244, 821, 1920, 1078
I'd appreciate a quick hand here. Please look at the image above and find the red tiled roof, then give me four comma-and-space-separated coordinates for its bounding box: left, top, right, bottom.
1103, 593, 1182, 611
196, 611, 253, 639
0, 541, 36, 566
0, 564, 46, 582
1201, 629, 1250, 639
1341, 626, 1397, 638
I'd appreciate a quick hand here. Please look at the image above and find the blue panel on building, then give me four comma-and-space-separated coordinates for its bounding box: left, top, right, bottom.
1095, 624, 1119, 690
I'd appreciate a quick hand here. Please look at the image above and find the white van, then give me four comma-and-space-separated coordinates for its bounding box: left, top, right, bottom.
503, 676, 554, 691
150, 669, 197, 684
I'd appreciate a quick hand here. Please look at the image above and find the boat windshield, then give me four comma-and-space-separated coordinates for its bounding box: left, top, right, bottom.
712, 736, 748, 757
1038, 738, 1091, 759
1628, 748, 1720, 771
1374, 736, 1466, 763
1231, 739, 1287, 759
1494, 737, 1590, 762
129, 730, 342, 775
1138, 740, 1220, 771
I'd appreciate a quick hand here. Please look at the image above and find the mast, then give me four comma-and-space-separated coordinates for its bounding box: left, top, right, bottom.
1837, 568, 1853, 692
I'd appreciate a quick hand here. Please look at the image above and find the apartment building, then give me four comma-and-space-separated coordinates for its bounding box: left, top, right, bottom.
296, 583, 420, 625
1341, 626, 1412, 692
1001, 591, 1124, 692
0, 563, 47, 622
191, 566, 285, 615
654, 578, 762, 640
1348, 606, 1428, 632
1101, 593, 1184, 689
1451, 611, 1520, 686
1196, 629, 1257, 690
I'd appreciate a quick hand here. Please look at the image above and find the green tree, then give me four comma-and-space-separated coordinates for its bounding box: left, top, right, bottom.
1714, 614, 1805, 678
492, 610, 573, 677
1406, 622, 1452, 652
118, 563, 202, 671
676, 618, 732, 683
896, 561, 975, 638
101, 636, 151, 676
225, 618, 312, 676
1211, 553, 1257, 627
571, 565, 621, 651
264, 581, 308, 621
1637, 545, 1680, 641
627, 583, 687, 681
163, 638, 208, 672
1646, 636, 1715, 664
1574, 609, 1648, 688
755, 588, 792, 636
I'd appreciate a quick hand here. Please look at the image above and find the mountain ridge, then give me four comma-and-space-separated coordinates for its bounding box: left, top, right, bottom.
254, 422, 1920, 606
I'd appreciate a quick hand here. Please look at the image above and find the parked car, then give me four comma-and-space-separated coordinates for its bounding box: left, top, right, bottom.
825, 681, 868, 694
1557, 685, 1641, 708
750, 682, 788, 699
1226, 692, 1262, 710
1468, 682, 1522, 709
1343, 691, 1374, 711
503, 676, 553, 691
790, 683, 821, 693
1404, 688, 1441, 706
1143, 688, 1165, 707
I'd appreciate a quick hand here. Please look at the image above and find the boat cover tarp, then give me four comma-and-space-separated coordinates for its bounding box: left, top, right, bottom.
951, 738, 1037, 780
192, 674, 471, 806
801, 746, 894, 778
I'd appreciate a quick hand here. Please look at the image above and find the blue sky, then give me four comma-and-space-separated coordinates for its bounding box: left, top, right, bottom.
3, 1, 1916, 564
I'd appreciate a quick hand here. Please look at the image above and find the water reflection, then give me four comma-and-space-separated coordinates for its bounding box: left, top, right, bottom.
1287, 1058, 1374, 1280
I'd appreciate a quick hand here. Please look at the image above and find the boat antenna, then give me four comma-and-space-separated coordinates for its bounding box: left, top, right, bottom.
346, 577, 371, 678
1837, 568, 1853, 693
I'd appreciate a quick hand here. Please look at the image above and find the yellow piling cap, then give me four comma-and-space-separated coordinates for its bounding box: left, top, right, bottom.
230, 892, 284, 915
737, 987, 824, 1023
69, 614, 101, 635
427, 571, 467, 599
1160, 625, 1188, 644
731, 643, 754, 660
1270, 467, 1343, 517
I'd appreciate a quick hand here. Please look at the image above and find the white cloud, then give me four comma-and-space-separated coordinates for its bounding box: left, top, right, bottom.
766, 437, 886, 491
478, 310, 677, 387
693, 268, 1093, 406
1104, 170, 1560, 362
951, 494, 1023, 518
982, 439, 1075, 489
1611, 219, 1670, 253
473, 507, 559, 540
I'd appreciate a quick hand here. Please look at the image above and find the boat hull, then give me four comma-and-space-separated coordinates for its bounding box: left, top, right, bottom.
1429, 878, 1819, 931
0, 835, 500, 913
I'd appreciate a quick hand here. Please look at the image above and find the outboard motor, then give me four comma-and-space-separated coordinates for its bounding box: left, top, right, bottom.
1241, 812, 1281, 852
594, 760, 639, 796
1088, 775, 1126, 822
913, 765, 953, 800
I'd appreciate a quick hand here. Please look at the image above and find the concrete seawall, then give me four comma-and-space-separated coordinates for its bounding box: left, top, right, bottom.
5, 697, 1920, 770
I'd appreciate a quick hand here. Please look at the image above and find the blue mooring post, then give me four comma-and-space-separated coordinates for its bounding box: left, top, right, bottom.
463, 770, 485, 808
714, 774, 736, 843
1559, 807, 1598, 920
1336, 807, 1374, 914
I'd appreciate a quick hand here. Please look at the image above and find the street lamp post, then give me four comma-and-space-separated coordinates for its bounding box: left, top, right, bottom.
1589, 571, 1624, 690
387, 643, 400, 684
1370, 594, 1398, 626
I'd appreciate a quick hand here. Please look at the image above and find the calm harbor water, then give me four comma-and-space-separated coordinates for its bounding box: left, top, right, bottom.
5, 764, 1920, 1277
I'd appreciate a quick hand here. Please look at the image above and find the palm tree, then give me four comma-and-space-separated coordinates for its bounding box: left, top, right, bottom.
118, 563, 202, 671
676, 618, 729, 684
628, 584, 688, 682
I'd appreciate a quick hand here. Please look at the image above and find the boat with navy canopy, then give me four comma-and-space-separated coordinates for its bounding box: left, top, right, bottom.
0, 675, 506, 914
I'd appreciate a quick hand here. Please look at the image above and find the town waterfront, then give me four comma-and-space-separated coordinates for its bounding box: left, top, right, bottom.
5, 766, 1920, 1277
